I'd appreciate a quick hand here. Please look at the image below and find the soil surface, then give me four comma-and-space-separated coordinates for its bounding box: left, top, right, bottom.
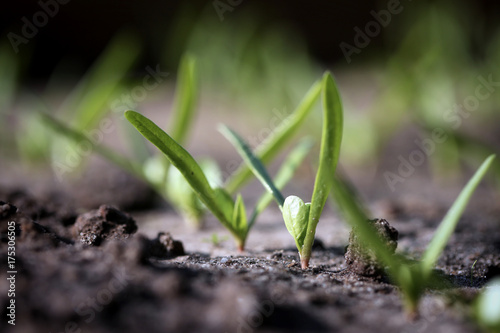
1, 170, 500, 333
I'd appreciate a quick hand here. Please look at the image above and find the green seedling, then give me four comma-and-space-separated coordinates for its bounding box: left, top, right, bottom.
203, 233, 229, 248
44, 58, 322, 231
221, 72, 343, 268
124, 110, 311, 250
138, 53, 208, 226
475, 277, 500, 333
330, 154, 495, 318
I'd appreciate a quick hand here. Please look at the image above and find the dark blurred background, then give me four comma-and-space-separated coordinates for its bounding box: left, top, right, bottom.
2, 0, 500, 81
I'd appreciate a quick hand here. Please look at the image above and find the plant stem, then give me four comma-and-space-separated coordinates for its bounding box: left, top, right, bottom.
300, 256, 309, 269
237, 239, 245, 253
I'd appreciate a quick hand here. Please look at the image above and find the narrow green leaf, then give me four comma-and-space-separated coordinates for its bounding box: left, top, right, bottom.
225, 80, 321, 194
169, 53, 198, 144
421, 154, 495, 275
48, 33, 140, 172
165, 160, 220, 228
219, 125, 285, 207
282, 196, 310, 251
161, 53, 198, 184
125, 110, 232, 226
212, 187, 235, 225
249, 138, 313, 228
209, 187, 248, 250
122, 116, 152, 165
331, 173, 426, 315
233, 194, 248, 235
71, 32, 141, 130
301, 72, 343, 261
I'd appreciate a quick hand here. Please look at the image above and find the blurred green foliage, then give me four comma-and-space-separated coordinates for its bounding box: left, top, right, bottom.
15, 32, 140, 170
339, 1, 500, 187
1, 0, 499, 192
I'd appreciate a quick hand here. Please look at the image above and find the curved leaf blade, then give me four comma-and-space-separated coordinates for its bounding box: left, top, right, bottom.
301, 72, 343, 263
72, 32, 141, 130
125, 110, 232, 225
309, 72, 343, 227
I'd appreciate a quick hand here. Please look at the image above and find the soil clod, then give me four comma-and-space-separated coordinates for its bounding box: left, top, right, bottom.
148, 232, 185, 258
73, 205, 137, 245
345, 218, 399, 276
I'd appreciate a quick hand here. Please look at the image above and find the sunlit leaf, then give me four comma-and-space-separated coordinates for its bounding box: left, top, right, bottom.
125, 110, 233, 227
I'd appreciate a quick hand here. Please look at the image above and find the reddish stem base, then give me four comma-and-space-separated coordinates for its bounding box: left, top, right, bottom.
300, 257, 309, 269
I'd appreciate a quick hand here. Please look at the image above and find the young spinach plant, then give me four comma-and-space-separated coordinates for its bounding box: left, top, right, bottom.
330, 154, 495, 318
44, 56, 323, 232
221, 72, 343, 268
125, 110, 311, 251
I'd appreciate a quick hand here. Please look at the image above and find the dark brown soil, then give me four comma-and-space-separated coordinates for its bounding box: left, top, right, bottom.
1, 179, 500, 333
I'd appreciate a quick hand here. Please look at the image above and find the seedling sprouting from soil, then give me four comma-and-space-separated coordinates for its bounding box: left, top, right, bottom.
125, 109, 312, 251
221, 72, 343, 268
203, 233, 229, 248
330, 154, 495, 318
471, 259, 478, 286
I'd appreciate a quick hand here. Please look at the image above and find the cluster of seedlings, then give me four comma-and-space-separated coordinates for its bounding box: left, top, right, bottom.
42, 55, 500, 328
